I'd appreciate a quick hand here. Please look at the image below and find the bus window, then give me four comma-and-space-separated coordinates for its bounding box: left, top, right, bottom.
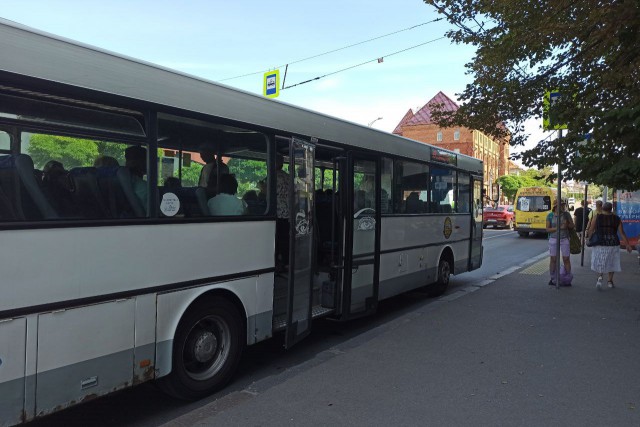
457, 173, 470, 213
393, 160, 429, 214
15, 131, 144, 220
0, 130, 10, 152
156, 113, 268, 218
430, 167, 456, 213
381, 158, 392, 214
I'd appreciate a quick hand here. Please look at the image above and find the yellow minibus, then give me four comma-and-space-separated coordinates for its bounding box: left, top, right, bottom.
514, 187, 556, 236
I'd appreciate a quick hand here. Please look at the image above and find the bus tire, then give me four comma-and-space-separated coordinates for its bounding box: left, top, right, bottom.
158, 298, 244, 400
427, 257, 451, 297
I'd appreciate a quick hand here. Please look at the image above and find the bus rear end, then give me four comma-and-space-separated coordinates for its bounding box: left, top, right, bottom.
513, 187, 554, 237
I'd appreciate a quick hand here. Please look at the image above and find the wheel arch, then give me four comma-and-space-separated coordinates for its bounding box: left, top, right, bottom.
438, 245, 455, 275
155, 286, 249, 380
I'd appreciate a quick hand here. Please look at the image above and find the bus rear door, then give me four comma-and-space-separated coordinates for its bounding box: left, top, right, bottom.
281, 137, 316, 348
339, 152, 380, 319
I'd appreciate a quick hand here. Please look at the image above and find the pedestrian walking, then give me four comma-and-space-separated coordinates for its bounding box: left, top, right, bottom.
586, 201, 633, 290
573, 199, 591, 242
546, 199, 574, 286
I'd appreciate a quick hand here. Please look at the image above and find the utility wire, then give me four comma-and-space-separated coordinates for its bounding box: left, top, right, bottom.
217, 18, 442, 82
282, 34, 448, 90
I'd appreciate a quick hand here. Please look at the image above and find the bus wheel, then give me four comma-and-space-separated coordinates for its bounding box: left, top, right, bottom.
159, 298, 244, 400
427, 257, 451, 297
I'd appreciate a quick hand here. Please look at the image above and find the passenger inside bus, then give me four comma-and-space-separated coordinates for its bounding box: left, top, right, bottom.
124, 145, 148, 212
41, 160, 75, 217
93, 155, 119, 167
198, 142, 229, 189
207, 173, 246, 216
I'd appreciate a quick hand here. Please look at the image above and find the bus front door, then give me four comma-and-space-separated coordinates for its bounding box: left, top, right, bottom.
340, 153, 380, 319
283, 138, 315, 348
470, 175, 483, 269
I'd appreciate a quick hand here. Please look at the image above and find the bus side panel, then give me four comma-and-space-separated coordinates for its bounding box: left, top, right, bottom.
378, 215, 471, 300
133, 294, 158, 385
0, 317, 26, 427
155, 275, 273, 379
35, 299, 135, 418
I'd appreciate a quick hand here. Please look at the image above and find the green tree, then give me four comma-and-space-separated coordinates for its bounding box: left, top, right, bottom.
425, 0, 640, 190
28, 134, 98, 169
227, 158, 267, 195
496, 175, 520, 202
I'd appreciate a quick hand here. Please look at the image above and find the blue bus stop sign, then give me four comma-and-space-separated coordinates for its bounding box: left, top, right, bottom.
263, 70, 280, 98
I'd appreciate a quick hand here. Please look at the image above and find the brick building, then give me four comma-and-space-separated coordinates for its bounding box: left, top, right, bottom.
393, 91, 510, 200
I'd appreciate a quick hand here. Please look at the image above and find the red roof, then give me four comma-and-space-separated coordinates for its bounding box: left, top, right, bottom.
401, 91, 459, 128
392, 109, 415, 134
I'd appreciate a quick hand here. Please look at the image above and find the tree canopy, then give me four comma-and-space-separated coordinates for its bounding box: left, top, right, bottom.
425, 0, 640, 190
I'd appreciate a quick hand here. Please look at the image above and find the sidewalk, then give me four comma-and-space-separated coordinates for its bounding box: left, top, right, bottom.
168, 247, 640, 427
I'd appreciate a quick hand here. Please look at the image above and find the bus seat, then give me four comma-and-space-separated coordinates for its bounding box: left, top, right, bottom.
405, 192, 421, 214
441, 204, 452, 213
69, 167, 111, 219
0, 154, 59, 220
0, 182, 18, 220
96, 166, 145, 218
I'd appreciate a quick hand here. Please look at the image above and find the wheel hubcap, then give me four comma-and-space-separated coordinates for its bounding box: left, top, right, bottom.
192, 331, 218, 363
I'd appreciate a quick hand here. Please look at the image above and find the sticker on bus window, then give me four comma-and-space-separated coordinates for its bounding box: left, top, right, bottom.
160, 192, 180, 217
519, 198, 530, 212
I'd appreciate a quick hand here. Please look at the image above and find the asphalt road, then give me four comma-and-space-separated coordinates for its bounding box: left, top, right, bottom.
28, 229, 547, 427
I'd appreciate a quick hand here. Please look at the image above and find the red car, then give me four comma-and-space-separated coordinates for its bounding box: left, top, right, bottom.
483, 205, 514, 229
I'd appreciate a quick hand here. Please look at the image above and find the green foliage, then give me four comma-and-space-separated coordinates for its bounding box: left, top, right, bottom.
179, 162, 203, 187
27, 134, 129, 169
28, 134, 98, 169
227, 158, 267, 195
498, 169, 549, 202
425, 0, 640, 190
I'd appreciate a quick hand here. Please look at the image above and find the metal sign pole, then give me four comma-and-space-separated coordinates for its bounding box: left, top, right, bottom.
555, 129, 563, 289
581, 184, 588, 266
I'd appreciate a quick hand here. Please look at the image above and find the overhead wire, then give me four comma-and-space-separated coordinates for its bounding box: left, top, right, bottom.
282, 34, 449, 90
217, 18, 443, 82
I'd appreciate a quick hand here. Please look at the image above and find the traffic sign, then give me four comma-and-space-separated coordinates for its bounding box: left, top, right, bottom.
263, 70, 280, 98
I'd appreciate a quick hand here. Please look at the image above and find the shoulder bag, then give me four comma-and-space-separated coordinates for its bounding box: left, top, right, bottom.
569, 227, 581, 254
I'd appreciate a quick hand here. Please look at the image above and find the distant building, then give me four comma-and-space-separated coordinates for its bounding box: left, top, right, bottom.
393, 91, 510, 199
508, 160, 525, 176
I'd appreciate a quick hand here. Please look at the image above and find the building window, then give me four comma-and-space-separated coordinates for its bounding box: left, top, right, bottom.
454, 129, 460, 141
437, 131, 443, 142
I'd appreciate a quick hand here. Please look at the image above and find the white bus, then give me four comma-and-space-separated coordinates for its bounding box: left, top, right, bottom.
0, 18, 483, 425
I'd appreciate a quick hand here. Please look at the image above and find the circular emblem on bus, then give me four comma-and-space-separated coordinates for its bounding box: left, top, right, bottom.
443, 217, 453, 239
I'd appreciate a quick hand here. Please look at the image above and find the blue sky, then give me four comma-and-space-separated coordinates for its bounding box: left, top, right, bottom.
1, 0, 541, 157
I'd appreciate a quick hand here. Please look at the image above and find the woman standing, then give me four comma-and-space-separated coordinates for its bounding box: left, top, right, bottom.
546, 199, 575, 286
586, 202, 632, 290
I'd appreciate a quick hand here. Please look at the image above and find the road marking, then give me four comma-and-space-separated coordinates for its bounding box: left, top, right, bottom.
483, 232, 516, 240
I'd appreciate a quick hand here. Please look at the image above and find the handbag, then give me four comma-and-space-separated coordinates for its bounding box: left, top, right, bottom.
569, 227, 581, 254
586, 231, 601, 247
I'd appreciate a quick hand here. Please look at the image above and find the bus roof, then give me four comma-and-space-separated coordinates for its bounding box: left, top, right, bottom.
0, 18, 482, 174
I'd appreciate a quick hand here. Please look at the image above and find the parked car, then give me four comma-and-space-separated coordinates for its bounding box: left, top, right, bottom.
483, 205, 514, 229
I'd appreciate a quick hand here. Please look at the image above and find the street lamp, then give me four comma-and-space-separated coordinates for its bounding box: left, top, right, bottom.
367, 117, 383, 127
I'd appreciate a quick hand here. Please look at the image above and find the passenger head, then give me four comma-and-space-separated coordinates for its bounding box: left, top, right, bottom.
219, 174, 238, 195
125, 145, 147, 177
243, 190, 258, 201
94, 155, 119, 168
198, 143, 216, 164
163, 176, 181, 189
602, 202, 613, 212
43, 160, 65, 176
595, 200, 603, 210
